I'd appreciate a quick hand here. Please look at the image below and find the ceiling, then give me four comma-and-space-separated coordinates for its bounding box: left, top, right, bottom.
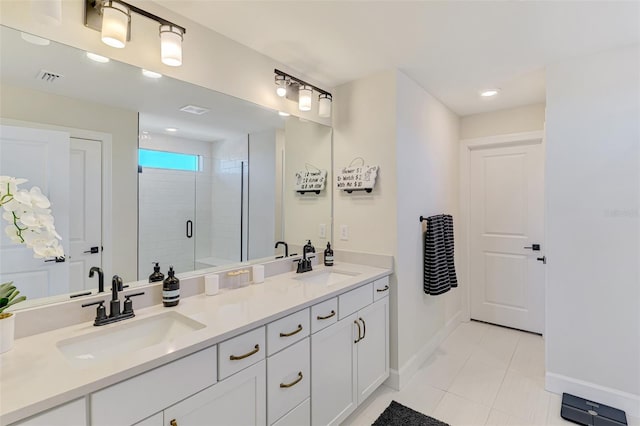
0, 26, 285, 142
155, 1, 640, 116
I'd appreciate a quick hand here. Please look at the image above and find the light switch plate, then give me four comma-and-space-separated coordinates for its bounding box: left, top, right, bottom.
340, 225, 349, 240
319, 224, 326, 239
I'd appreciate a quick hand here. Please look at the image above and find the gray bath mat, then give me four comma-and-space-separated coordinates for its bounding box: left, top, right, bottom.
372, 400, 450, 425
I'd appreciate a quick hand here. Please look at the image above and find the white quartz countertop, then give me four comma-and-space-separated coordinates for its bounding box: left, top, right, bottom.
0, 262, 391, 425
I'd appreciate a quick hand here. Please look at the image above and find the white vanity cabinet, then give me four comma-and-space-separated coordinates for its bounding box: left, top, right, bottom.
11, 398, 87, 426
164, 360, 266, 426
311, 283, 389, 426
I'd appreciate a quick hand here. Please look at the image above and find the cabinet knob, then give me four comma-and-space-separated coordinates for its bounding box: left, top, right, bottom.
170, 420, 178, 426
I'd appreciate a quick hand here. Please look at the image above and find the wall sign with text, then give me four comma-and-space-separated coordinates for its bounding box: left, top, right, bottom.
336, 165, 379, 193
295, 169, 327, 194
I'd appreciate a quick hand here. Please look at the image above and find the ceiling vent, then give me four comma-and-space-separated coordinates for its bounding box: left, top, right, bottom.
179, 105, 209, 115
36, 69, 63, 83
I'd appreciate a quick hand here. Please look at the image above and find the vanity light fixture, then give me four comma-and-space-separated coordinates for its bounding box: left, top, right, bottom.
480, 89, 500, 97
275, 75, 290, 97
85, 0, 186, 65
298, 85, 313, 112
31, 0, 62, 26
274, 69, 332, 117
142, 69, 163, 79
86, 52, 110, 63
318, 93, 332, 118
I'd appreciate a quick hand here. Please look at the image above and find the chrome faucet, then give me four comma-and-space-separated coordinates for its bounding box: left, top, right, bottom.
88, 266, 104, 293
275, 241, 289, 258
82, 275, 144, 326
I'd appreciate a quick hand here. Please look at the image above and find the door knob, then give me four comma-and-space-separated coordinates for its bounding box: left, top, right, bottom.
84, 246, 100, 254
537, 256, 546, 264
524, 244, 541, 251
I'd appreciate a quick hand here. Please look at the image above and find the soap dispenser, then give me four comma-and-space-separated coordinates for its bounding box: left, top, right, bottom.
324, 242, 334, 267
149, 262, 164, 283
163, 266, 180, 307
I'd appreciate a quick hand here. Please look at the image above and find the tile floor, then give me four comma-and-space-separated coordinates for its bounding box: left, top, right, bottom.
342, 320, 640, 426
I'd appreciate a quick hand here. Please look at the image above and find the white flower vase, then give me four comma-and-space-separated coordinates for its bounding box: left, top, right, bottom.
0, 312, 15, 354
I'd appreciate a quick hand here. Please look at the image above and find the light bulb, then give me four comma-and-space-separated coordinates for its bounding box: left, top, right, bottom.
101, 1, 129, 48
298, 85, 312, 112
160, 25, 183, 67
275, 75, 288, 97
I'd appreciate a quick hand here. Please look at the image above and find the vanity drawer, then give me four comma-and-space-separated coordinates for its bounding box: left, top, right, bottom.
338, 283, 373, 319
218, 326, 266, 380
310, 297, 338, 334
267, 308, 310, 356
373, 276, 390, 301
91, 346, 217, 426
12, 398, 87, 426
267, 338, 310, 425
272, 398, 310, 426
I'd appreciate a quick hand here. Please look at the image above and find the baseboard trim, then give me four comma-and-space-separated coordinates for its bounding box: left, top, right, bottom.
385, 310, 462, 390
546, 372, 640, 418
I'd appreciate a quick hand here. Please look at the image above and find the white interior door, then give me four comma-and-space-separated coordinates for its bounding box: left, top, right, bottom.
0, 125, 70, 299
469, 141, 545, 333
69, 138, 102, 293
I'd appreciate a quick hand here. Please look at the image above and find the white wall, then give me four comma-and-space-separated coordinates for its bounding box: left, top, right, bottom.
0, 83, 138, 281
333, 70, 461, 384
460, 103, 546, 139
545, 45, 640, 415
0, 0, 330, 126
283, 118, 333, 247
395, 72, 461, 382
248, 129, 277, 260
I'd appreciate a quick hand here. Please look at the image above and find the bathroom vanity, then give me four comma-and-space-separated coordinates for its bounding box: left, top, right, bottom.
1, 262, 391, 426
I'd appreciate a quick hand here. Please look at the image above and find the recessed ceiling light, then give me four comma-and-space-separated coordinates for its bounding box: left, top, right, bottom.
20, 32, 50, 46
480, 89, 500, 97
278, 111, 290, 117
86, 52, 110, 63
165, 127, 178, 132
142, 69, 163, 79
180, 105, 210, 115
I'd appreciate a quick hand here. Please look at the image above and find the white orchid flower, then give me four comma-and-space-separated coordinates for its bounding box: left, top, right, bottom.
1, 177, 64, 258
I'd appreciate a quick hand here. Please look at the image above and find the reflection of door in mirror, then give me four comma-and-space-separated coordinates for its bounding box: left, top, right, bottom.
0, 125, 103, 299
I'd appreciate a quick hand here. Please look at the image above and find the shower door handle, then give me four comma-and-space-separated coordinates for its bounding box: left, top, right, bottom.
186, 220, 193, 238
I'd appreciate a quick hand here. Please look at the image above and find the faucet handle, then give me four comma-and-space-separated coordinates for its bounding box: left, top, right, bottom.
123, 292, 145, 315
82, 300, 107, 324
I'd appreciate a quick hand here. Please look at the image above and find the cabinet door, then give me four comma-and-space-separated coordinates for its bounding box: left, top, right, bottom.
11, 398, 86, 426
356, 297, 389, 405
164, 360, 266, 426
310, 313, 357, 426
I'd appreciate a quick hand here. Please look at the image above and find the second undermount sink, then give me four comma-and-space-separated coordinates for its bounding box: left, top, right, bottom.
295, 269, 361, 286
57, 311, 206, 365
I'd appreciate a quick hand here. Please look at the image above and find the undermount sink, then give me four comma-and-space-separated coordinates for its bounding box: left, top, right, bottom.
57, 311, 206, 365
295, 269, 360, 286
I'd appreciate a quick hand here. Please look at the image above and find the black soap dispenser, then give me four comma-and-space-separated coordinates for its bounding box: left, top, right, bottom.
163, 266, 180, 307
324, 242, 334, 267
149, 262, 164, 283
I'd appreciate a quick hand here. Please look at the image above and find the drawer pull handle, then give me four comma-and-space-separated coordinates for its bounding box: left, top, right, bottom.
354, 320, 362, 343
229, 344, 260, 360
359, 317, 366, 340
279, 324, 303, 337
170, 420, 178, 426
280, 372, 303, 388
376, 285, 389, 292
317, 310, 336, 320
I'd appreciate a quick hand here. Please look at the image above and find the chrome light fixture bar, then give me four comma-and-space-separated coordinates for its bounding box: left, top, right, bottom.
274, 69, 332, 117
85, 0, 186, 66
